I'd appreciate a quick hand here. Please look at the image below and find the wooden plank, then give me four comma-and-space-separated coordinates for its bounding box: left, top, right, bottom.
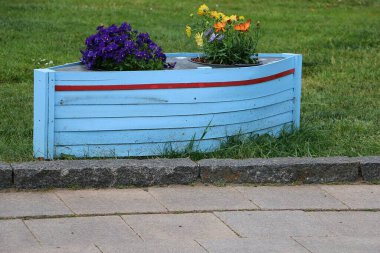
55, 112, 292, 145
55, 89, 294, 119
33, 69, 51, 159
47, 72, 55, 159
55, 100, 293, 132
55, 124, 287, 158
294, 54, 303, 128
53, 57, 295, 85
55, 69, 295, 91
55, 75, 294, 105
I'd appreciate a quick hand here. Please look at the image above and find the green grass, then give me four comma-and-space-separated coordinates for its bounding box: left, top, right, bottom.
0, 0, 379, 162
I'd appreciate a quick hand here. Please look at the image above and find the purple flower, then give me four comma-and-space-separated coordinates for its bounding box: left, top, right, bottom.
208, 33, 217, 42
204, 28, 213, 37
80, 22, 167, 70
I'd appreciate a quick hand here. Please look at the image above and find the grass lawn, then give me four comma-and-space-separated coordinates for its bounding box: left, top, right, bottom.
0, 0, 379, 162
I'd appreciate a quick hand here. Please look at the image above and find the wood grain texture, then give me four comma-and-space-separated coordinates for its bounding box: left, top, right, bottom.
55, 124, 287, 157
34, 53, 302, 158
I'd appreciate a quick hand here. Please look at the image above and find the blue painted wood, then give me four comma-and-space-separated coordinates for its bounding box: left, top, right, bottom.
55, 112, 293, 145
33, 69, 51, 159
55, 124, 288, 157
294, 54, 303, 128
34, 53, 302, 158
55, 76, 294, 105
53, 57, 294, 85
47, 72, 55, 159
55, 100, 293, 132
55, 89, 294, 118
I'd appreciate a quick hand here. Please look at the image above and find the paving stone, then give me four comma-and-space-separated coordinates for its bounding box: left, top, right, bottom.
13, 158, 197, 188
197, 238, 309, 253
309, 211, 380, 237
148, 185, 258, 211
11, 245, 101, 253
97, 240, 206, 253
294, 236, 380, 253
321, 185, 380, 209
199, 157, 359, 184
25, 216, 140, 247
214, 211, 332, 238
122, 213, 238, 240
0, 162, 12, 189
0, 192, 73, 218
359, 156, 380, 181
0, 219, 39, 253
55, 189, 166, 215
235, 185, 348, 209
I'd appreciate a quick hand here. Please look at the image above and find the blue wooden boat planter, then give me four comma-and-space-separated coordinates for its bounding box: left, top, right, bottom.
33, 53, 302, 159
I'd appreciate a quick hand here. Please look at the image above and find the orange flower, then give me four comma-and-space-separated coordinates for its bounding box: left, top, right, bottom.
234, 19, 251, 32
214, 22, 226, 32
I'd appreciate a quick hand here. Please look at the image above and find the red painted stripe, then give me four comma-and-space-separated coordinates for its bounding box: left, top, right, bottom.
55, 68, 295, 91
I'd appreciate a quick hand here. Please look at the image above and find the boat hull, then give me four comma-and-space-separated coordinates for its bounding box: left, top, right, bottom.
33, 53, 302, 159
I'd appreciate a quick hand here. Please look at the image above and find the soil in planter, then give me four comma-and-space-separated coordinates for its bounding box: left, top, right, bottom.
190, 57, 262, 68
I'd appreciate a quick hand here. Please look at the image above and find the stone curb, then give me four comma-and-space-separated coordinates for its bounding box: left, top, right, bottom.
0, 156, 379, 189
199, 157, 360, 184
0, 162, 13, 189
11, 159, 198, 189
358, 156, 380, 182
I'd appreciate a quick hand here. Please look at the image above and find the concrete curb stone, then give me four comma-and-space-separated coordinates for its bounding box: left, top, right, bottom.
12, 158, 198, 189
358, 156, 380, 182
0, 162, 12, 189
2, 156, 379, 189
199, 157, 360, 184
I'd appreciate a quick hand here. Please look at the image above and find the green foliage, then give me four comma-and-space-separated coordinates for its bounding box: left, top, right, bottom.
186, 4, 260, 64
0, 0, 379, 162
203, 27, 260, 64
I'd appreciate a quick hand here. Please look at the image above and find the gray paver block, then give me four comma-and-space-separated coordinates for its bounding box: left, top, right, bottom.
214, 210, 332, 238
235, 185, 348, 209
122, 213, 238, 240
197, 238, 309, 253
12, 158, 198, 188
55, 189, 166, 215
148, 185, 258, 211
199, 157, 359, 184
0, 192, 73, 218
25, 216, 140, 247
321, 185, 380, 209
309, 211, 380, 237
359, 156, 380, 181
10, 245, 101, 253
0, 162, 12, 189
98, 240, 206, 253
294, 236, 380, 253
0, 219, 39, 253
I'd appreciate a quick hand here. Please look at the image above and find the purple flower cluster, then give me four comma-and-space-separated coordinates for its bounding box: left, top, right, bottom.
80, 22, 167, 70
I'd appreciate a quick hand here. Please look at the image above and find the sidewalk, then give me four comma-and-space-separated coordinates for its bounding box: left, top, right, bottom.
1, 184, 379, 252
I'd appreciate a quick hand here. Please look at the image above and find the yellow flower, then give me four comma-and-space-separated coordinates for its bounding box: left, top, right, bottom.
229, 15, 238, 22
186, 25, 192, 38
195, 32, 203, 47
239, 15, 245, 20
222, 15, 230, 22
197, 4, 209, 16
218, 12, 226, 20
210, 11, 219, 19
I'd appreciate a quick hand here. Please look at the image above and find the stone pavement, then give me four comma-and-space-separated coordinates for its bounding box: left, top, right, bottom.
0, 184, 379, 253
